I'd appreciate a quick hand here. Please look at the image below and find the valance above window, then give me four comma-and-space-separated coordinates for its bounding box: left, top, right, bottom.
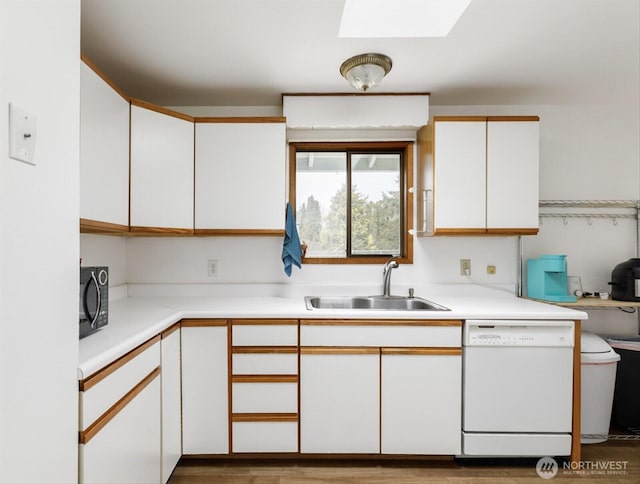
282, 94, 429, 129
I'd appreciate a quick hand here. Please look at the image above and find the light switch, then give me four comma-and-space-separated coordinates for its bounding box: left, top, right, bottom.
9, 103, 37, 165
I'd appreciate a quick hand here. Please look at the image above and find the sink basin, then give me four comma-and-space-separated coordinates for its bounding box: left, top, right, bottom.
304, 295, 449, 311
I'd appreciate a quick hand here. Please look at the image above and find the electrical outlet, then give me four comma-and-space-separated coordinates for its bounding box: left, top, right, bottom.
487, 265, 496, 275
207, 260, 219, 277
460, 259, 471, 276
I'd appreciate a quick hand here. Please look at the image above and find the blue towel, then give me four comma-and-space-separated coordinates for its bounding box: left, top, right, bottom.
282, 202, 302, 277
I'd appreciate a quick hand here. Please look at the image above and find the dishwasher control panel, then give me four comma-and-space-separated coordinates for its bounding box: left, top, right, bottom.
464, 320, 574, 347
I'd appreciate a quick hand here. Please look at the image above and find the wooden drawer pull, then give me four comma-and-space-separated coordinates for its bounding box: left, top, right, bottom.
79, 367, 160, 445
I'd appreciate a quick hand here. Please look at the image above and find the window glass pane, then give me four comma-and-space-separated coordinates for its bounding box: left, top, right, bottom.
296, 152, 347, 258
351, 153, 401, 256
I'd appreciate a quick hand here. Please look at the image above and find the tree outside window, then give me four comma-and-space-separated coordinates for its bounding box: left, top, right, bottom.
291, 142, 413, 264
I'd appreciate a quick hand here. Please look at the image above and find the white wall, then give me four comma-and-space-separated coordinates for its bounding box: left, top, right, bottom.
0, 1, 80, 483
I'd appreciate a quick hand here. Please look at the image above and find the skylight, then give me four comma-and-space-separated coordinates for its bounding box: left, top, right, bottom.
339, 0, 472, 38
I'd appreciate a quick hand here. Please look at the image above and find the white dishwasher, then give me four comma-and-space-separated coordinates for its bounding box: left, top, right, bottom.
462, 320, 574, 457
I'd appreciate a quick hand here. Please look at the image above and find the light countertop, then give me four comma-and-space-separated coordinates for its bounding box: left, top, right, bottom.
78, 286, 588, 380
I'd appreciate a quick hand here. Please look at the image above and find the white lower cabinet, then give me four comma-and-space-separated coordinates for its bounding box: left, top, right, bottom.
160, 325, 181, 483
299, 321, 463, 456
232, 421, 298, 453
79, 338, 162, 484
80, 376, 161, 484
300, 350, 380, 454
181, 320, 229, 454
381, 349, 462, 454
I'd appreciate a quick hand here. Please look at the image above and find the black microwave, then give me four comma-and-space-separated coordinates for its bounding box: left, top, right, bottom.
80, 266, 109, 338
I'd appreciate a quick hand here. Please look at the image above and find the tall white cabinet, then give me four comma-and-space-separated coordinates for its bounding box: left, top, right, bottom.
194, 119, 286, 235
418, 116, 539, 236
130, 101, 195, 233
181, 320, 229, 454
80, 59, 130, 230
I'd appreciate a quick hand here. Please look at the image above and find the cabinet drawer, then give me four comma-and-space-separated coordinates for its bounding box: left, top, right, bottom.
79, 373, 161, 483
232, 381, 298, 413
232, 421, 298, 453
232, 352, 298, 375
300, 322, 461, 347
232, 322, 298, 346
79, 337, 161, 431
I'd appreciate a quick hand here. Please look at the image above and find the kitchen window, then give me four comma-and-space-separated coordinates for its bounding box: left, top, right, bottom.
289, 142, 413, 264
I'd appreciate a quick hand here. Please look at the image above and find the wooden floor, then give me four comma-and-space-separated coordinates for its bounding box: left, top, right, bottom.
168, 439, 639, 483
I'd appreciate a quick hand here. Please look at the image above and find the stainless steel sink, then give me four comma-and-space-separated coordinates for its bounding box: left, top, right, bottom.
304, 295, 449, 311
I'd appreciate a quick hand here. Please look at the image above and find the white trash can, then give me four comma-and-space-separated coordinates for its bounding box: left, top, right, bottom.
581, 332, 620, 444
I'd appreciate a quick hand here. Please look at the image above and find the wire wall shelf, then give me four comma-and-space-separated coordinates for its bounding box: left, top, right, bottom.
538, 200, 640, 225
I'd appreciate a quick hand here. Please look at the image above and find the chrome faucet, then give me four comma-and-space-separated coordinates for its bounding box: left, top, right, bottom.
382, 256, 400, 297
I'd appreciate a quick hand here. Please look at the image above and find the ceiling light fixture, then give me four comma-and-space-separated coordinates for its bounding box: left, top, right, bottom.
340, 53, 392, 92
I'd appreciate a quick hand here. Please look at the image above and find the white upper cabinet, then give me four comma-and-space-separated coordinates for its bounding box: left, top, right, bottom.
486, 120, 539, 231
420, 116, 539, 236
433, 120, 487, 232
80, 60, 130, 228
130, 103, 194, 233
194, 120, 286, 234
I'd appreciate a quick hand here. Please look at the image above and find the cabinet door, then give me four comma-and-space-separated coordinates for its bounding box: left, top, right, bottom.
181, 322, 228, 454
161, 327, 181, 483
130, 105, 194, 230
300, 350, 379, 454
486, 120, 539, 231
433, 120, 486, 232
80, 61, 130, 226
381, 350, 461, 455
195, 121, 285, 232
80, 375, 161, 484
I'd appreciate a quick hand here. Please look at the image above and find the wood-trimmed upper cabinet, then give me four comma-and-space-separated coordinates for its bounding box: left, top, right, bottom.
130, 102, 195, 234
80, 59, 130, 232
194, 119, 286, 235
418, 116, 539, 236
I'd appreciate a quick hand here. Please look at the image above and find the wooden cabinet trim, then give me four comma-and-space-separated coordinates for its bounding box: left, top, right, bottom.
80, 218, 130, 235
79, 367, 160, 444
487, 116, 540, 122
381, 347, 462, 356
487, 228, 539, 236
181, 319, 228, 327
129, 226, 194, 236
194, 229, 285, 237
231, 413, 298, 422
300, 347, 381, 355
130, 97, 194, 122
433, 116, 487, 123
232, 346, 298, 354
571, 320, 582, 464
232, 320, 298, 326
432, 116, 540, 123
195, 116, 286, 124
433, 228, 487, 236
80, 335, 161, 391
300, 319, 462, 327
161, 322, 181, 339
81, 55, 130, 102
231, 375, 298, 383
